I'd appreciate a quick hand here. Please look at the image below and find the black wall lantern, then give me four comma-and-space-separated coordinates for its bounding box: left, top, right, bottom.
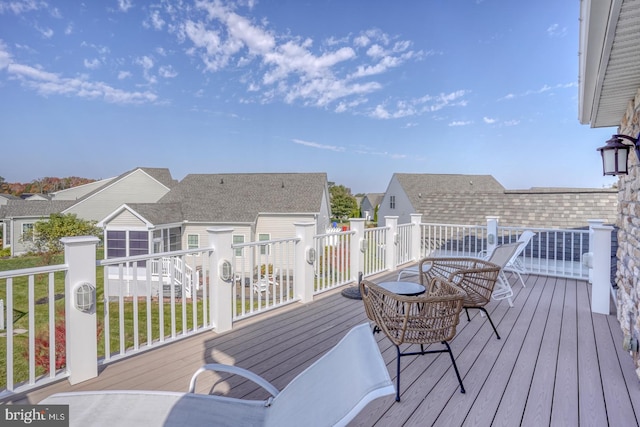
597, 133, 640, 176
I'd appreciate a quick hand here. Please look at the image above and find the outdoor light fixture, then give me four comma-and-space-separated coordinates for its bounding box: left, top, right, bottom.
597, 133, 640, 176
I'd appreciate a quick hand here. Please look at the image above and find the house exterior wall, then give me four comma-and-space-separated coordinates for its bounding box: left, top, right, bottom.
377, 176, 415, 224
108, 210, 147, 227
9, 217, 39, 255
614, 87, 640, 377
51, 178, 114, 201
64, 170, 170, 222
318, 189, 331, 233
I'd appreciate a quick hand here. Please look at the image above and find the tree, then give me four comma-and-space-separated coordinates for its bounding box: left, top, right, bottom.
22, 213, 102, 254
329, 183, 358, 221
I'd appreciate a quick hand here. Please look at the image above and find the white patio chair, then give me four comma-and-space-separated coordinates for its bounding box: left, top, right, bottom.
479, 231, 535, 289
39, 323, 395, 427
484, 242, 524, 307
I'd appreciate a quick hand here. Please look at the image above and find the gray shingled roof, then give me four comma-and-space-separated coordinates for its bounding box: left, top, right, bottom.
412, 189, 617, 229
124, 203, 185, 225
158, 173, 328, 223
395, 174, 505, 202
0, 200, 75, 217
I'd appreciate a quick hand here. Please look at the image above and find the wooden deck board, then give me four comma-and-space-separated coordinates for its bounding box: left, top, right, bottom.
7, 271, 640, 426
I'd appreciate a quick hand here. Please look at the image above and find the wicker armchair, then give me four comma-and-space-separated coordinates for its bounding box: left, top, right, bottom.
360, 278, 466, 402
418, 257, 502, 339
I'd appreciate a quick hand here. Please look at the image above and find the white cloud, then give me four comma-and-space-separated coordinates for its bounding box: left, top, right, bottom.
0, 42, 156, 104
118, 0, 133, 12
483, 117, 496, 124
500, 82, 576, 100
504, 119, 520, 126
292, 138, 345, 152
83, 58, 100, 69
158, 65, 177, 78
36, 25, 54, 39
547, 24, 567, 38
118, 70, 131, 79
449, 120, 473, 127
0, 0, 43, 14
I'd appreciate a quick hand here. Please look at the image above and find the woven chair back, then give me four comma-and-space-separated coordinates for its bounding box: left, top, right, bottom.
418, 257, 501, 308
360, 278, 466, 346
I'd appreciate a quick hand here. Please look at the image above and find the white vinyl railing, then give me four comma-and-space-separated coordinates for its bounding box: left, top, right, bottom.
0, 264, 69, 396
363, 226, 388, 276
312, 229, 353, 294
420, 222, 590, 279
98, 248, 213, 364
232, 237, 299, 319
421, 223, 489, 258
497, 226, 590, 278
395, 223, 413, 267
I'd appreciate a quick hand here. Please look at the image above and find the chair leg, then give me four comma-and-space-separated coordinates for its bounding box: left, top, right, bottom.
478, 307, 501, 340
464, 306, 501, 339
442, 341, 465, 394
464, 307, 470, 322
395, 345, 402, 402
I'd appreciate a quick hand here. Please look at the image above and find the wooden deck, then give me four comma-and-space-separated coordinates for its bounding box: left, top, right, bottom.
8, 270, 640, 426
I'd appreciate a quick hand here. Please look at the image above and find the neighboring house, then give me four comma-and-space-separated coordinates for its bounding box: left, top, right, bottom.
360, 193, 384, 222
50, 177, 116, 201
579, 0, 640, 377
378, 173, 617, 229
98, 172, 332, 260
0, 167, 176, 256
0, 200, 75, 255
0, 194, 20, 206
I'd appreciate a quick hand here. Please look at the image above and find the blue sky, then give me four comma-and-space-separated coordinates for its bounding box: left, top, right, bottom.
0, 0, 617, 193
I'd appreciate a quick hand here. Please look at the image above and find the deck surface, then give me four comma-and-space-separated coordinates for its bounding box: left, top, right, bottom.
10, 270, 640, 426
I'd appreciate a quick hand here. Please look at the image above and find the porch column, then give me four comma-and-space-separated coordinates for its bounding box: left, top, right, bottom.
486, 216, 500, 254
349, 218, 365, 283
62, 235, 100, 385
207, 227, 234, 333
587, 219, 605, 284
591, 224, 614, 315
384, 216, 398, 271
410, 214, 422, 261
294, 222, 316, 303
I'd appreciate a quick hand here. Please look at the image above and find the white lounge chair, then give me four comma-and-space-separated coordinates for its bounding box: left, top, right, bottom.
478, 230, 535, 289
39, 323, 394, 427
484, 242, 524, 307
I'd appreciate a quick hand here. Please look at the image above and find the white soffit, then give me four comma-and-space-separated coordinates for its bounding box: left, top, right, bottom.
580, 0, 640, 128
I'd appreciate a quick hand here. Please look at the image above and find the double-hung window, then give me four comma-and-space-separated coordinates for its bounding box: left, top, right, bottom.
233, 235, 245, 256
258, 233, 270, 255
187, 234, 199, 250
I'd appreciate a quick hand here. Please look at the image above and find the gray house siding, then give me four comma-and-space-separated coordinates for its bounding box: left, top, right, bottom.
64, 169, 171, 221
378, 175, 415, 224
51, 178, 116, 201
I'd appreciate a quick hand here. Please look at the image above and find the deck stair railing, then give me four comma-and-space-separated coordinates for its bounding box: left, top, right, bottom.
150, 256, 195, 299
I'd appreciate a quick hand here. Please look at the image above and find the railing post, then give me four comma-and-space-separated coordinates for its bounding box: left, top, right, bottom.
294, 222, 316, 303
207, 227, 234, 333
591, 224, 613, 315
410, 214, 422, 261
61, 235, 100, 385
587, 219, 605, 284
385, 216, 398, 271
486, 216, 499, 254
349, 218, 365, 282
